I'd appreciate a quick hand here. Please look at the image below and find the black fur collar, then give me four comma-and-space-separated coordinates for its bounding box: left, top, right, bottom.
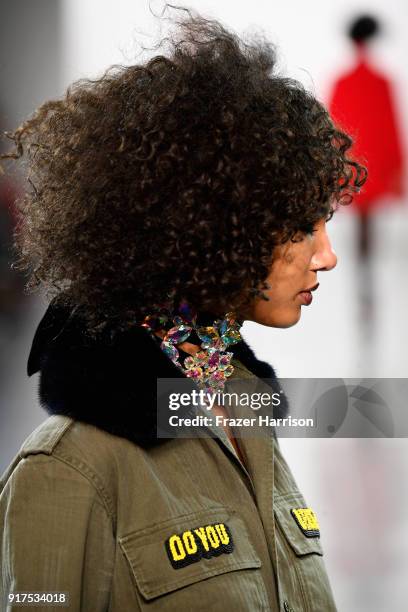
28, 301, 286, 448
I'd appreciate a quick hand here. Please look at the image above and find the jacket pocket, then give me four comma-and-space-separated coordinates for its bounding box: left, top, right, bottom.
274, 494, 323, 557
118, 505, 269, 610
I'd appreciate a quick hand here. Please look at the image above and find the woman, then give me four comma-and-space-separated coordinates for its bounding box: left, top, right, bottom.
329, 14, 405, 260
0, 12, 366, 612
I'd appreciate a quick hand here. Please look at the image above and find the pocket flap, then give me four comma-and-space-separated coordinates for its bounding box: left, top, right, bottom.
274, 495, 323, 556
119, 506, 261, 600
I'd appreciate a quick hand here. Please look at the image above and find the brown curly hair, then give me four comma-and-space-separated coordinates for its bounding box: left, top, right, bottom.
2, 9, 366, 331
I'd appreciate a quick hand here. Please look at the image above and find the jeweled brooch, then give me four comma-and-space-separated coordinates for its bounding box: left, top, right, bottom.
141, 300, 243, 394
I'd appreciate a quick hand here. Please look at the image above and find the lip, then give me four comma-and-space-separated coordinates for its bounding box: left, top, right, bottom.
297, 282, 319, 306
301, 282, 320, 293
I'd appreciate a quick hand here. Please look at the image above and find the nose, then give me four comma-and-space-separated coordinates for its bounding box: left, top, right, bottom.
310, 232, 338, 272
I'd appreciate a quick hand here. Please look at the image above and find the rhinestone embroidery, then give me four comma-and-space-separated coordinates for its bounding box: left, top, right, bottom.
141, 300, 243, 394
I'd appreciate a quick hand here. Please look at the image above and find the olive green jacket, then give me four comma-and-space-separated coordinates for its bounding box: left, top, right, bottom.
0, 303, 337, 611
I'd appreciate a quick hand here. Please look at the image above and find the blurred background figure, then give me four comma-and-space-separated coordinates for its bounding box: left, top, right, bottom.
330, 15, 405, 261
0, 133, 24, 324
0, 104, 33, 380
329, 14, 406, 330
0, 143, 24, 388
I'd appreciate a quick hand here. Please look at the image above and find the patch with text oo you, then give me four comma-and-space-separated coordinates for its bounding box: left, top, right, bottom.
165, 522, 234, 569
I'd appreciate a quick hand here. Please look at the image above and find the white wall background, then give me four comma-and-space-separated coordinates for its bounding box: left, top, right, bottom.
60, 0, 408, 157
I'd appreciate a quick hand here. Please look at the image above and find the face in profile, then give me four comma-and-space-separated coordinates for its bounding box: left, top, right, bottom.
245, 217, 338, 328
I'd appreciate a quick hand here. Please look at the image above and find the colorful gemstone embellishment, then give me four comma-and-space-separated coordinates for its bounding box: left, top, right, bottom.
141, 301, 243, 394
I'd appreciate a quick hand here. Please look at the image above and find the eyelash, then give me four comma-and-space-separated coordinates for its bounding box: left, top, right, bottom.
303, 212, 334, 236
302, 225, 318, 236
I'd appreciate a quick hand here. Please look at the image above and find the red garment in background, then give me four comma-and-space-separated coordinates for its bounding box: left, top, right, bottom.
329, 51, 405, 212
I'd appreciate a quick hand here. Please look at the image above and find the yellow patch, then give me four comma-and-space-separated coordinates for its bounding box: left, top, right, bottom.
291, 507, 320, 537
165, 522, 234, 569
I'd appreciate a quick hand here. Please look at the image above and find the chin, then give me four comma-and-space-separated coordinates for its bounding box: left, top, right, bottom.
251, 309, 302, 329
271, 318, 300, 329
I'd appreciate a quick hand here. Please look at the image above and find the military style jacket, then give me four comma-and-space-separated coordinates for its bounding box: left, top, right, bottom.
0, 303, 338, 611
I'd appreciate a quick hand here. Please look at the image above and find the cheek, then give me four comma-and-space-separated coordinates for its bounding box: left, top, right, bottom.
250, 292, 302, 328
264, 252, 307, 295
284, 241, 313, 271
246, 242, 313, 327
273, 240, 312, 275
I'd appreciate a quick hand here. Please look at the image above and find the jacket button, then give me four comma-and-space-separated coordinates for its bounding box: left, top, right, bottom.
283, 601, 295, 612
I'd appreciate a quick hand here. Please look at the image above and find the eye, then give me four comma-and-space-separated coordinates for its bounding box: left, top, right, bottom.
290, 224, 317, 243
301, 223, 318, 236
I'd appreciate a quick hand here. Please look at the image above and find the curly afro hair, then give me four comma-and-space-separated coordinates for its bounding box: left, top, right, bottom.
2, 9, 366, 332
